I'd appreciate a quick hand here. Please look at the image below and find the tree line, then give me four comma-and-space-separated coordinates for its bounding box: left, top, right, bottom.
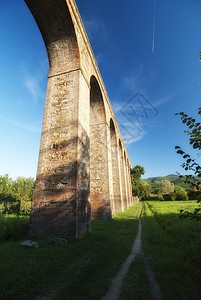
131, 165, 201, 202
0, 174, 35, 215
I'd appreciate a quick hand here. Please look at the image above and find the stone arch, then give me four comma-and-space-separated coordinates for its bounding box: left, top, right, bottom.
90, 75, 111, 219
110, 119, 121, 213
25, 0, 80, 76
129, 163, 133, 205
27, 0, 90, 240
90, 76, 106, 124
127, 158, 132, 207
119, 140, 126, 210
124, 151, 129, 209
25, 0, 136, 239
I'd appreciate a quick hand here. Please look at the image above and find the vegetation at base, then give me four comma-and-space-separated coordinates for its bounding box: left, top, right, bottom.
142, 200, 201, 299
0, 203, 142, 299
0, 174, 35, 215
0, 214, 29, 241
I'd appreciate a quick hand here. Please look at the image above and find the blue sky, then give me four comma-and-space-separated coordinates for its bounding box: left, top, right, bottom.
0, 0, 201, 179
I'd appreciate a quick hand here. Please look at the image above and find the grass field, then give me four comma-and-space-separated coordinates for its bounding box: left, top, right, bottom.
1, 201, 201, 299
142, 200, 201, 300
0, 214, 29, 241
0, 203, 142, 299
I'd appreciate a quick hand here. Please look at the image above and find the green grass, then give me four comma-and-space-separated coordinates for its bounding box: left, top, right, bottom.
0, 214, 29, 240
2, 201, 201, 299
119, 254, 152, 300
142, 200, 201, 300
0, 203, 142, 299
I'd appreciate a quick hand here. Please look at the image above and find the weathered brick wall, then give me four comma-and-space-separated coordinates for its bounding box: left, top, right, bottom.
25, 0, 136, 239
90, 76, 111, 219
110, 120, 122, 213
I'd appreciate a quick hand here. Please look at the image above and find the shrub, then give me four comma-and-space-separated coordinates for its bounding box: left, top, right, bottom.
176, 190, 189, 201
163, 193, 177, 201
188, 190, 201, 200
145, 195, 164, 201
0, 215, 29, 240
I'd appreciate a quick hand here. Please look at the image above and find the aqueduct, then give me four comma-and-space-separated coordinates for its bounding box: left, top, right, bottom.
25, 0, 137, 240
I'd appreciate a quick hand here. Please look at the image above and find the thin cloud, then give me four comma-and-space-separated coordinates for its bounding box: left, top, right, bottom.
18, 60, 47, 103
123, 67, 156, 92
95, 53, 105, 65
123, 65, 144, 90
84, 18, 106, 40
83, 17, 110, 55
24, 76, 43, 101
119, 122, 147, 145
0, 115, 40, 132
153, 92, 177, 107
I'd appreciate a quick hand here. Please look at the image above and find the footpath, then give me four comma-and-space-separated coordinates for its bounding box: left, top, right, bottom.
102, 209, 163, 300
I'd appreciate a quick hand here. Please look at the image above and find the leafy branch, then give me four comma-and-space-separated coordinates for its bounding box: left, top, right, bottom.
175, 108, 201, 220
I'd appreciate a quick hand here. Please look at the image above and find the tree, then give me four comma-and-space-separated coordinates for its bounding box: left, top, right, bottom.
151, 180, 162, 195
13, 177, 35, 214
131, 165, 145, 180
175, 107, 201, 219
143, 181, 152, 196
0, 174, 35, 215
131, 165, 148, 198
161, 180, 175, 194
0, 174, 14, 200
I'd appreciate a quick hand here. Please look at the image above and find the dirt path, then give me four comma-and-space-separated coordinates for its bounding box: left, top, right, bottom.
37, 208, 162, 300
101, 209, 163, 300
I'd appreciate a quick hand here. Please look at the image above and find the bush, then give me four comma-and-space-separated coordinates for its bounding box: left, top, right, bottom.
188, 190, 201, 200
0, 175, 35, 215
176, 190, 189, 201
145, 195, 164, 201
161, 192, 188, 201
163, 193, 177, 201
0, 214, 29, 240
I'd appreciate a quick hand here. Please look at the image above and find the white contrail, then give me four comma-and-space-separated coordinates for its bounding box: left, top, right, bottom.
152, 0, 157, 53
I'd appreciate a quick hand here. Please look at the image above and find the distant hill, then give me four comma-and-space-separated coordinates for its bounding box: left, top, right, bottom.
143, 174, 201, 191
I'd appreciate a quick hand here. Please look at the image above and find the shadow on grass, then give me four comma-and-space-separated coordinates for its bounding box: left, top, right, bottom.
0, 214, 30, 241
0, 203, 142, 300
1, 202, 201, 299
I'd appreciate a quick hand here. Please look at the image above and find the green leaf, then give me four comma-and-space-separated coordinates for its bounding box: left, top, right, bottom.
193, 143, 199, 149
177, 150, 184, 155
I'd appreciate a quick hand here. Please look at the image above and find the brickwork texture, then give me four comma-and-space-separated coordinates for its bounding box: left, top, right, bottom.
25, 0, 138, 240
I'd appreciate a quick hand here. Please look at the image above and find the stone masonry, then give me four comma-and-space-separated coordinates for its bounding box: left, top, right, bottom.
25, 0, 136, 240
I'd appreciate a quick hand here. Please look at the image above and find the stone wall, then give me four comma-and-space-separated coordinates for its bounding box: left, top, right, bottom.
25, 0, 137, 240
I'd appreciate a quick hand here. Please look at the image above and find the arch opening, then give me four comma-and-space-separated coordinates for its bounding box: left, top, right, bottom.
25, 0, 80, 76
110, 119, 121, 213
127, 158, 132, 207
119, 140, 127, 211
123, 151, 129, 209
90, 76, 111, 219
